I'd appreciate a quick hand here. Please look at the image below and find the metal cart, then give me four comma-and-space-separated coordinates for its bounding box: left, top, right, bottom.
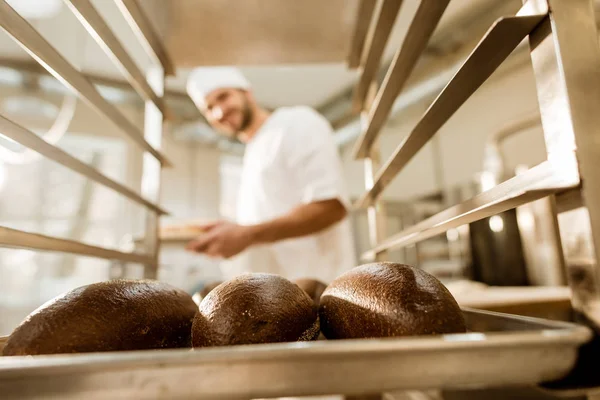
0, 0, 599, 398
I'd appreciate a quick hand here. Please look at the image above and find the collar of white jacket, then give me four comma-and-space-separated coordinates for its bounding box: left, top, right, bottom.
187, 67, 251, 110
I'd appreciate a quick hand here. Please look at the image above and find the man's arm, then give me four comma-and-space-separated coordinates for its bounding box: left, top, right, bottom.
249, 199, 346, 244
186, 199, 347, 258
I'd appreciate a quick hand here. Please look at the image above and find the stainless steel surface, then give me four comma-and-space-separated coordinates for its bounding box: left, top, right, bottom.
528, 0, 600, 329
64, 0, 167, 115
352, 0, 403, 112
363, 160, 579, 260
480, 114, 566, 286
556, 187, 584, 214
0, 226, 154, 265
114, 0, 175, 76
0, 114, 167, 215
353, 0, 451, 159
347, 0, 377, 69
0, 0, 170, 167
158, 0, 359, 67
355, 10, 546, 209
518, 196, 567, 286
140, 65, 164, 279
363, 83, 388, 262
0, 309, 591, 399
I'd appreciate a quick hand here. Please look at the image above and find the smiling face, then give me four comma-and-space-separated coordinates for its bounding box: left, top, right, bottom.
202, 88, 255, 139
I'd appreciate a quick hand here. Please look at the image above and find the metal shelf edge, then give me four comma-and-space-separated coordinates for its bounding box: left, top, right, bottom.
355, 11, 547, 209
64, 0, 168, 116
114, 0, 175, 76
352, 0, 403, 112
0, 226, 154, 265
0, 1, 171, 167
361, 160, 579, 260
0, 115, 168, 215
347, 0, 377, 69
353, 0, 451, 159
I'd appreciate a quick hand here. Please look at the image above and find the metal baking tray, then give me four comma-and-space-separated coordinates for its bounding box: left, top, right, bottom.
0, 309, 592, 399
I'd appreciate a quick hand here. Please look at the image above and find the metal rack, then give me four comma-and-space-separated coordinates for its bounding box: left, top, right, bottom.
1, 0, 600, 398
353, 0, 600, 334
0, 0, 171, 279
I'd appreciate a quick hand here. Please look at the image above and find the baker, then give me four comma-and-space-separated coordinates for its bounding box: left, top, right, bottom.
185, 67, 356, 284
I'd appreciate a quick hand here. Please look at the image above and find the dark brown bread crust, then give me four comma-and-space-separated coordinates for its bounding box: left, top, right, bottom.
199, 281, 223, 298
293, 278, 328, 306
3, 280, 198, 356
192, 273, 319, 347
319, 263, 466, 339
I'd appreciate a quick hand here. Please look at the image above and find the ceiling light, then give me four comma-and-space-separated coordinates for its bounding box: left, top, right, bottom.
489, 215, 504, 233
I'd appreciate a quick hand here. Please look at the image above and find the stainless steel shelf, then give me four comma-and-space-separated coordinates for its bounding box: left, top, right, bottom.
0, 0, 171, 167
0, 226, 154, 265
362, 160, 579, 260
355, 10, 546, 209
347, 0, 377, 69
353, 0, 450, 159
0, 114, 167, 215
114, 0, 175, 76
64, 0, 167, 116
0, 309, 591, 399
352, 0, 402, 111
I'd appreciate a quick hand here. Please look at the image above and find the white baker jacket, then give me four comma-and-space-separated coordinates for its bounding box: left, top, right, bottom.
221, 106, 357, 284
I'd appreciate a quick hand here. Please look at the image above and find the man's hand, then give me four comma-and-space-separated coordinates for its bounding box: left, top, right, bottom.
185, 221, 255, 259
185, 199, 346, 259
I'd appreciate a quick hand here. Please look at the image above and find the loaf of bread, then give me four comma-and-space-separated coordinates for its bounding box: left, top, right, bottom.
319, 263, 466, 339
294, 278, 327, 306
3, 280, 198, 356
192, 273, 319, 347
199, 281, 223, 299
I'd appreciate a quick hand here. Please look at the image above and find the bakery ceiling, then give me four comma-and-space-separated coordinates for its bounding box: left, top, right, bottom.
159, 0, 360, 67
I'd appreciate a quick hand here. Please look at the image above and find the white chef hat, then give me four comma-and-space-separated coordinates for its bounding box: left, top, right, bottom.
187, 67, 251, 111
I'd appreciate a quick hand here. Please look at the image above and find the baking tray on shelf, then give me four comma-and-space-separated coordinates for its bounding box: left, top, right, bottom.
0, 308, 592, 400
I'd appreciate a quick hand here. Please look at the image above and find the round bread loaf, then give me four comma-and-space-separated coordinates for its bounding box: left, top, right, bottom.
192, 273, 319, 347
3, 280, 198, 356
294, 278, 327, 306
199, 281, 223, 299
319, 263, 466, 339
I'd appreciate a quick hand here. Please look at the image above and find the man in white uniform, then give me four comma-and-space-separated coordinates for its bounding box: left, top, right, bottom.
186, 67, 356, 283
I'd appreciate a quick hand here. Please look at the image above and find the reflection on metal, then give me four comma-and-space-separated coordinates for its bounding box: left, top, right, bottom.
529, 0, 600, 329
0, 0, 171, 166
353, 0, 451, 158
517, 196, 567, 286
355, 11, 547, 209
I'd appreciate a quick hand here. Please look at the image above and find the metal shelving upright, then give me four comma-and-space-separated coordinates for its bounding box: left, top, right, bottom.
0, 0, 599, 398
0, 0, 172, 278
351, 0, 600, 336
